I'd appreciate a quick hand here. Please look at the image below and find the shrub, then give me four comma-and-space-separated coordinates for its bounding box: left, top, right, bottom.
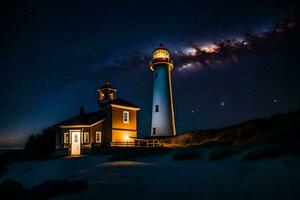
24, 127, 56, 160
242, 147, 282, 161
172, 150, 201, 160
209, 148, 235, 161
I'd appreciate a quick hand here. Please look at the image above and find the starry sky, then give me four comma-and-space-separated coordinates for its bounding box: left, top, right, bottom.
0, 0, 300, 147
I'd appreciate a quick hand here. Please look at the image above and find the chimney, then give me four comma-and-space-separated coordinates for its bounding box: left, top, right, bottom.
80, 106, 85, 116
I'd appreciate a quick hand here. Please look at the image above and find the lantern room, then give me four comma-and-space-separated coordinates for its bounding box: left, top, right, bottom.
153, 48, 170, 60
150, 44, 174, 71
98, 81, 117, 103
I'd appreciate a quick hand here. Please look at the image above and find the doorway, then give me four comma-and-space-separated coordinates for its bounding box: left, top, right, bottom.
71, 131, 81, 156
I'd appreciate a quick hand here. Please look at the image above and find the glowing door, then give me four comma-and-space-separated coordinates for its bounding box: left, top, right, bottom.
71, 131, 81, 156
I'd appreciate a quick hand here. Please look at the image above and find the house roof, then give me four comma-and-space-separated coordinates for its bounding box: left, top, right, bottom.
57, 98, 139, 127
109, 98, 140, 108
58, 110, 106, 126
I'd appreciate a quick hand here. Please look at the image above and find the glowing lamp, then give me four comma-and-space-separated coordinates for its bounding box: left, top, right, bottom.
124, 135, 130, 142
153, 49, 170, 59
150, 44, 174, 71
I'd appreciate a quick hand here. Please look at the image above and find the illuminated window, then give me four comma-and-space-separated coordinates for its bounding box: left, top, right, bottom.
123, 111, 129, 123
96, 132, 101, 143
84, 132, 89, 143
152, 128, 156, 135
100, 91, 104, 100
155, 105, 159, 112
109, 92, 114, 100
64, 132, 69, 143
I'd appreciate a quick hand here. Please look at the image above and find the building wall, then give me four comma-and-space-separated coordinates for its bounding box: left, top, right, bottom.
111, 129, 137, 143
111, 107, 137, 130
61, 127, 90, 146
60, 121, 105, 149
90, 121, 105, 146
103, 107, 113, 144
110, 106, 138, 143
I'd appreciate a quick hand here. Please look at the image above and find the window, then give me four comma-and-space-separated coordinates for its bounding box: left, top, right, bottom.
74, 134, 78, 142
96, 132, 101, 143
155, 105, 159, 112
100, 91, 105, 100
64, 132, 69, 143
84, 132, 89, 143
152, 128, 156, 135
109, 92, 114, 100
123, 111, 129, 123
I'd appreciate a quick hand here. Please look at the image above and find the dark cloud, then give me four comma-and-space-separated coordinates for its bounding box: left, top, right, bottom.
173, 17, 299, 70
68, 17, 299, 80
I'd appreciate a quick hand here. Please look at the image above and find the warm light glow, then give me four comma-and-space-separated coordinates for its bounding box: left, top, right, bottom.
153, 49, 170, 59
111, 130, 137, 145
124, 135, 130, 142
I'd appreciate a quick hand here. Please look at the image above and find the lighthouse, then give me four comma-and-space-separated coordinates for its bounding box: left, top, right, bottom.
150, 44, 176, 137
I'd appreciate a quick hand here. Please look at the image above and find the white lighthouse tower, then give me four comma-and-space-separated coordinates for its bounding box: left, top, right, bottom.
150, 44, 176, 137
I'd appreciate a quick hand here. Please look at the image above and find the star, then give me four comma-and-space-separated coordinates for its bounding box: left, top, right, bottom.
220, 101, 225, 107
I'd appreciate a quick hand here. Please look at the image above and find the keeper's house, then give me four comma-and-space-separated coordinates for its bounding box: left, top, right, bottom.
56, 81, 140, 156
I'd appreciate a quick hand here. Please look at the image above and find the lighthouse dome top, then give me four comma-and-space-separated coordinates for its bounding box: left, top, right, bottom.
150, 44, 174, 71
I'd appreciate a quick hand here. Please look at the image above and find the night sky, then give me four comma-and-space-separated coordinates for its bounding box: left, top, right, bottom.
1, 0, 300, 147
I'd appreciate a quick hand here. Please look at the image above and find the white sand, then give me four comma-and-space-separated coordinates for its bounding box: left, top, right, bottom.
1, 149, 300, 200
